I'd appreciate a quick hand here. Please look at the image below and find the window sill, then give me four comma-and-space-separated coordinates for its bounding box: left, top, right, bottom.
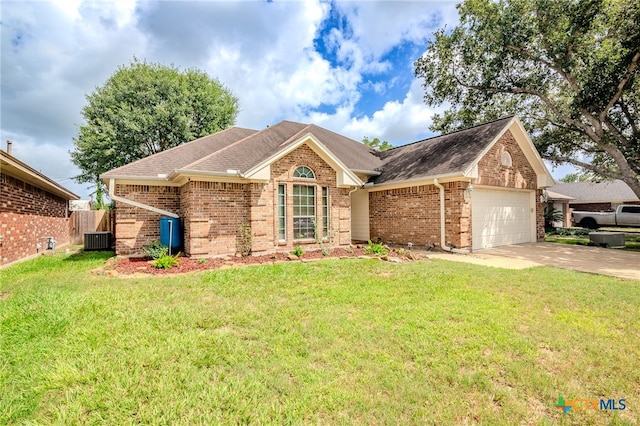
293, 238, 316, 244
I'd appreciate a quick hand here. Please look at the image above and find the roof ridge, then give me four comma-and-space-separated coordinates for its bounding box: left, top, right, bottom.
384, 115, 515, 152
180, 126, 268, 170
277, 123, 313, 148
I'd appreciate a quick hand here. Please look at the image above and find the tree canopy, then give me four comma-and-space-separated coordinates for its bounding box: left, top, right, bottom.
414, 0, 640, 196
363, 136, 393, 151
559, 172, 597, 183
71, 59, 239, 187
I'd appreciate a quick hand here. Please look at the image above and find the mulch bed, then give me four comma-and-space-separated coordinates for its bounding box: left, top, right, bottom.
110, 247, 374, 276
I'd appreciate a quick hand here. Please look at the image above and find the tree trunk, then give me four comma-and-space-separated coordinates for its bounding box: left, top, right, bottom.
623, 176, 640, 200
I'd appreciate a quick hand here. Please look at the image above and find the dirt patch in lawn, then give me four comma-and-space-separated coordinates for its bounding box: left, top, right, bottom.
98, 247, 426, 277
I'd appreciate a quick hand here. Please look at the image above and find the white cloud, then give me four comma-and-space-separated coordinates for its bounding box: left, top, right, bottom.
331, 1, 459, 59
306, 78, 442, 145
1, 0, 465, 199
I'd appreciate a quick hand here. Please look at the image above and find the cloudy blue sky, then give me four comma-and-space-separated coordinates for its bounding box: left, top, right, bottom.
1, 0, 567, 199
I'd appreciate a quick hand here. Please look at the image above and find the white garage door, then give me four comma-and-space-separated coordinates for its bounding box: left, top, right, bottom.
472, 188, 533, 250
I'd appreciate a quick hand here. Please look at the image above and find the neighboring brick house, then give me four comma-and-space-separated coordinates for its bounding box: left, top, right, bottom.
102, 116, 554, 256
547, 181, 640, 212
1, 149, 79, 266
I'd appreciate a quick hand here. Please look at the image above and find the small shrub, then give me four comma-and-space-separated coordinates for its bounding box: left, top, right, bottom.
551, 227, 591, 237
152, 253, 181, 269
364, 240, 388, 256
198, 258, 206, 265
544, 206, 564, 232
397, 248, 407, 256
321, 247, 330, 256
142, 241, 168, 260
292, 246, 304, 257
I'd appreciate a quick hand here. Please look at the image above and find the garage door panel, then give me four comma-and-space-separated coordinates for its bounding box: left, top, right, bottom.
472, 189, 532, 250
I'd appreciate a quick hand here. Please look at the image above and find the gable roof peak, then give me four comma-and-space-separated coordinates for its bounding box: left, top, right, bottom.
371, 115, 537, 186
383, 115, 515, 154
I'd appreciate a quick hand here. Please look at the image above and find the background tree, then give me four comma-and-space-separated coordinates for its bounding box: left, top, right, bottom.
414, 0, 640, 196
71, 59, 239, 192
559, 172, 598, 183
363, 136, 393, 151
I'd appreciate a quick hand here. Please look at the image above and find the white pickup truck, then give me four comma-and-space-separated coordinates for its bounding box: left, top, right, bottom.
572, 205, 640, 228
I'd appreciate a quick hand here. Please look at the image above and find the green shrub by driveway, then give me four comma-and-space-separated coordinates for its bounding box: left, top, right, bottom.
1, 251, 638, 424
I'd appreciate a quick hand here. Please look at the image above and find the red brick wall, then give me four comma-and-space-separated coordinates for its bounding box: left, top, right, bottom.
474, 130, 544, 240
0, 213, 70, 265
570, 202, 613, 212
1, 173, 68, 217
113, 184, 180, 255
113, 144, 351, 258
0, 173, 70, 266
270, 144, 351, 251
474, 130, 538, 190
369, 181, 470, 249
369, 130, 547, 248
180, 181, 250, 257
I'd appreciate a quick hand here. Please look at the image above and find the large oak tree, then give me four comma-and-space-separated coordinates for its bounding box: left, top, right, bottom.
71, 60, 239, 193
415, 0, 640, 196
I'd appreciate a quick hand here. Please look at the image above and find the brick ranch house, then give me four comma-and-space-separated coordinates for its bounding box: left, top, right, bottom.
102, 116, 554, 257
1, 148, 79, 266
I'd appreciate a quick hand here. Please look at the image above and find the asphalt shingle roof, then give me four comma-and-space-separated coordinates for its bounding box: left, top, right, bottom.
102, 127, 258, 178
372, 116, 514, 184
548, 181, 639, 203
102, 117, 519, 185
103, 121, 382, 179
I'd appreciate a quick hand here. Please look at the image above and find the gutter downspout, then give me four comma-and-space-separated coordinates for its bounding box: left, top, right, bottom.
108, 179, 179, 218
433, 178, 469, 254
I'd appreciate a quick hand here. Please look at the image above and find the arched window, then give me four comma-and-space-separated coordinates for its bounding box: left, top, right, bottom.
501, 151, 512, 167
293, 166, 315, 179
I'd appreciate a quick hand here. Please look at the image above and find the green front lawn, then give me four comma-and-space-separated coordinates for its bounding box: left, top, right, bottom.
1, 252, 638, 424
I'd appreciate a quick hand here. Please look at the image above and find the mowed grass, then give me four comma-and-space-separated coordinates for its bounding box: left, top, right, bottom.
1, 252, 639, 425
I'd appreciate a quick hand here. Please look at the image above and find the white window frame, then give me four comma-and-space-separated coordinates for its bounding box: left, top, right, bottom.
293, 184, 316, 240
322, 186, 329, 239
293, 166, 315, 179
278, 184, 286, 242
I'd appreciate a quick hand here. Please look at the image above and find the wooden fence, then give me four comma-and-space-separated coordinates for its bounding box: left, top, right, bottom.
69, 210, 114, 245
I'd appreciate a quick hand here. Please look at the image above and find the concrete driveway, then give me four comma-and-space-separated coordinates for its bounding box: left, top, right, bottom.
427, 242, 640, 280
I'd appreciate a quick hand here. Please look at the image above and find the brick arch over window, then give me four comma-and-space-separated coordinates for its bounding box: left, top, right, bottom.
293, 165, 315, 179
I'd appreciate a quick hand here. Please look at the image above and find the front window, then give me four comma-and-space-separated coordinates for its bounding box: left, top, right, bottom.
293, 166, 315, 179
293, 185, 315, 239
322, 186, 329, 238
278, 184, 286, 241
